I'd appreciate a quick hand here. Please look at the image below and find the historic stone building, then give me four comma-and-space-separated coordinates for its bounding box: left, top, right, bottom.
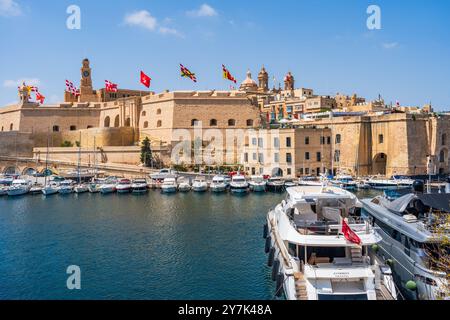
243, 128, 332, 178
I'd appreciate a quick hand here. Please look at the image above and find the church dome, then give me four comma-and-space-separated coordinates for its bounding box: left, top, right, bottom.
241, 70, 257, 86
239, 70, 258, 92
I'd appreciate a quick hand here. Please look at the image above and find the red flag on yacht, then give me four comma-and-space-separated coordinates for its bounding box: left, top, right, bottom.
342, 219, 361, 245
140, 71, 151, 88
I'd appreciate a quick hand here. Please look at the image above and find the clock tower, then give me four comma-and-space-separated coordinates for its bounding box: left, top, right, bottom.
78, 58, 98, 102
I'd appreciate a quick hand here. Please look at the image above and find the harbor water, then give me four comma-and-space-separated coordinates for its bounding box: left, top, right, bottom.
0, 189, 380, 300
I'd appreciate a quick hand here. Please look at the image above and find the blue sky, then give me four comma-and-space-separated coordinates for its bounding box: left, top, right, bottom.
0, 0, 449, 109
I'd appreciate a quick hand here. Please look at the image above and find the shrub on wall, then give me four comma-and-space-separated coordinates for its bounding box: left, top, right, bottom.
61, 141, 74, 147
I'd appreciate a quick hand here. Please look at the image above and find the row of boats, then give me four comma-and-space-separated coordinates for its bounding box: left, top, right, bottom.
265, 180, 449, 300
0, 177, 150, 196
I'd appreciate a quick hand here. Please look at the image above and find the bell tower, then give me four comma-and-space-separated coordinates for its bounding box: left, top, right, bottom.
258, 66, 269, 92
79, 58, 98, 102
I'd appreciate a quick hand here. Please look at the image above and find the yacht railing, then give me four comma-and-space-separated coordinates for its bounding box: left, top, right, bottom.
294, 217, 372, 236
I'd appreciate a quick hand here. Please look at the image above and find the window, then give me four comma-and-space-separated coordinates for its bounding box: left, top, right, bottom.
142, 111, 146, 117
228, 119, 236, 126
253, 153, 257, 160
1, 126, 3, 131
305, 168, 310, 175
335, 134, 341, 144
258, 138, 264, 147
274, 137, 280, 148
258, 153, 264, 163
70, 125, 77, 131
305, 152, 310, 160
305, 137, 310, 145
286, 153, 292, 163
274, 153, 280, 163
379, 134, 384, 144
52, 125, 60, 132
157, 109, 162, 115
299, 168, 304, 175
334, 150, 341, 162
114, 115, 120, 127
143, 121, 149, 128
252, 138, 257, 146
317, 152, 321, 162
9, 123, 13, 131
286, 137, 292, 147
246, 119, 254, 127
191, 119, 200, 126
210, 119, 217, 126
287, 168, 292, 175
440, 149, 446, 163
442, 134, 447, 146
320, 136, 325, 145
104, 117, 110, 128
87, 126, 93, 129
157, 120, 162, 128
327, 137, 331, 145
244, 153, 249, 162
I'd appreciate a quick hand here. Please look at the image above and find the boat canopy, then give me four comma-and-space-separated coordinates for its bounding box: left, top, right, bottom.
387, 193, 450, 214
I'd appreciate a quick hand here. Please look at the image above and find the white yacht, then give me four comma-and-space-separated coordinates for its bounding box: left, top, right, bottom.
362, 181, 449, 300
367, 176, 414, 190
7, 179, 31, 197
284, 179, 298, 189
192, 176, 208, 192
116, 179, 132, 194
330, 175, 358, 190
265, 186, 397, 300
149, 169, 179, 181
0, 185, 8, 196
0, 175, 15, 185
298, 176, 325, 187
42, 182, 60, 196
230, 175, 249, 194
249, 175, 267, 192
267, 177, 285, 192
74, 184, 89, 194
131, 178, 148, 194
161, 178, 178, 193
177, 177, 191, 192
210, 176, 227, 193
58, 180, 75, 194
30, 183, 44, 194
99, 178, 117, 194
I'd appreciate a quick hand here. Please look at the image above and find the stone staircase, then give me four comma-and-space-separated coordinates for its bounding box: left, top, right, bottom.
350, 247, 364, 264
294, 273, 308, 300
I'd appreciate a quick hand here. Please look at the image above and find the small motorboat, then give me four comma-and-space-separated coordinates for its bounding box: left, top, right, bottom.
284, 179, 297, 189
30, 184, 44, 195
161, 178, 178, 193
0, 185, 9, 196
249, 175, 266, 192
74, 184, 89, 194
58, 180, 75, 194
230, 175, 249, 194
298, 176, 324, 186
116, 179, 132, 194
7, 179, 31, 197
177, 178, 191, 192
192, 177, 208, 192
131, 178, 148, 194
99, 179, 117, 194
330, 175, 358, 190
266, 177, 285, 192
210, 176, 227, 193
42, 182, 59, 196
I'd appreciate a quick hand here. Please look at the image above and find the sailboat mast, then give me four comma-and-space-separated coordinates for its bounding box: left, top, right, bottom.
44, 128, 49, 186
78, 131, 81, 184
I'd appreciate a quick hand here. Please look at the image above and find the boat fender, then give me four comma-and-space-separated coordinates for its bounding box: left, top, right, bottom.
371, 244, 379, 253
275, 273, 284, 297
265, 236, 272, 254
263, 223, 269, 239
267, 247, 275, 267
385, 259, 394, 267
406, 280, 417, 291
272, 259, 280, 281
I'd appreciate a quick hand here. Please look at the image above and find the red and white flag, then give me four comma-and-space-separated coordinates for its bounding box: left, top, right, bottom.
65, 80, 79, 96
342, 219, 361, 245
140, 71, 151, 88
105, 80, 118, 92
35, 91, 45, 104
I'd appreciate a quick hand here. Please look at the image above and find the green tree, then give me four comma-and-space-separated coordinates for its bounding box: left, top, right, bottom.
61, 140, 74, 147
140, 137, 153, 167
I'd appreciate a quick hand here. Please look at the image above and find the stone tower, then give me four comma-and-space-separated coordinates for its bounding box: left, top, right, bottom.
79, 58, 98, 102
284, 71, 295, 91
258, 66, 269, 92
